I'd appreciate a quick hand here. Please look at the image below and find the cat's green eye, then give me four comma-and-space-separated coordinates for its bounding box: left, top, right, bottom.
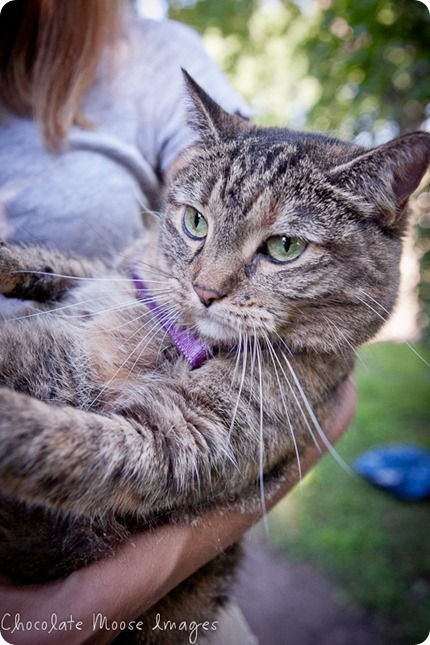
265, 236, 307, 263
183, 206, 208, 240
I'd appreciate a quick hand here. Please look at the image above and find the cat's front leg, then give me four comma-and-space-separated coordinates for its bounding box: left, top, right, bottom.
0, 387, 149, 517
0, 360, 296, 520
0, 385, 230, 519
0, 241, 106, 302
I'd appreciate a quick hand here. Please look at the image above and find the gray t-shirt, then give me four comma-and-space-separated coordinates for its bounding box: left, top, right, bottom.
0, 16, 249, 260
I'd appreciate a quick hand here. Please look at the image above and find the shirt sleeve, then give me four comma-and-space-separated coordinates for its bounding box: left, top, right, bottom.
129, 19, 251, 177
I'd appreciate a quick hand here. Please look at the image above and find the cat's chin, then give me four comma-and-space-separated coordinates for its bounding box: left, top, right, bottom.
194, 317, 239, 344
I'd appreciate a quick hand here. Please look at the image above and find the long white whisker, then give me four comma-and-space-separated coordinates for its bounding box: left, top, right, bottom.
254, 323, 269, 532
119, 301, 179, 350
224, 332, 248, 471
278, 344, 353, 475
88, 301, 178, 409
98, 301, 171, 334
5, 290, 138, 321
67, 292, 172, 321
273, 333, 322, 453
355, 293, 389, 324
6, 285, 173, 323
358, 289, 430, 368
133, 260, 174, 281
248, 333, 258, 402
12, 269, 169, 285
229, 329, 243, 391
262, 331, 302, 482
122, 306, 181, 385
154, 312, 181, 364
322, 314, 367, 370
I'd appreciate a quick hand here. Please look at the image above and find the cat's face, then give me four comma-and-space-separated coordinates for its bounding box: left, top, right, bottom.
153, 75, 430, 354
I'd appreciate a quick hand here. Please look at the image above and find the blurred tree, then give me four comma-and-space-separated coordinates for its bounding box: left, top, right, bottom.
169, 0, 257, 37
299, 0, 430, 141
168, 0, 430, 136
169, 0, 314, 127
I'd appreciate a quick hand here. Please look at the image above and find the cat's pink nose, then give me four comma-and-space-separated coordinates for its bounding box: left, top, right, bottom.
193, 284, 224, 307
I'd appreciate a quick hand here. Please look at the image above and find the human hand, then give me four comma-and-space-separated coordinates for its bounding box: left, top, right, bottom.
0, 376, 356, 645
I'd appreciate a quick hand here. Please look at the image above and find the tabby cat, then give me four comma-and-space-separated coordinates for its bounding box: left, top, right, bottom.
0, 73, 429, 643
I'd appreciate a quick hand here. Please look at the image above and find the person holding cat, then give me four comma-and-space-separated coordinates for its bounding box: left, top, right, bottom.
0, 1, 357, 643
0, 392, 356, 645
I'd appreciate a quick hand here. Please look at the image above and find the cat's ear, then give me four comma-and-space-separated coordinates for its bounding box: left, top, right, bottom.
329, 132, 430, 230
182, 69, 249, 142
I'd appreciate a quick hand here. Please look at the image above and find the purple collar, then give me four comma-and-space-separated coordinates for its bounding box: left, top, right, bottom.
133, 273, 212, 369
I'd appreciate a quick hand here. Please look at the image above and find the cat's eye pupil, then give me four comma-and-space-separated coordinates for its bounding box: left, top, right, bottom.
183, 206, 208, 240
282, 237, 291, 252
265, 235, 307, 263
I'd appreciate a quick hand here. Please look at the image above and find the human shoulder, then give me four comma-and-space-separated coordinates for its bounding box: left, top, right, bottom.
127, 16, 207, 56
123, 15, 249, 116
122, 15, 250, 176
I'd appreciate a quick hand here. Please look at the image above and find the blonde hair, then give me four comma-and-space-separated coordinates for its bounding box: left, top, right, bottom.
0, 0, 120, 149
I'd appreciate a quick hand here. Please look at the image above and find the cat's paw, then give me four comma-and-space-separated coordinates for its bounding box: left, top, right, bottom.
0, 241, 25, 295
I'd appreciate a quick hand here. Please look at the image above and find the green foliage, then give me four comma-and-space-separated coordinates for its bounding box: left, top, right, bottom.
169, 0, 430, 136
417, 209, 430, 346
169, 0, 257, 38
268, 342, 430, 643
298, 0, 430, 139
169, 0, 311, 126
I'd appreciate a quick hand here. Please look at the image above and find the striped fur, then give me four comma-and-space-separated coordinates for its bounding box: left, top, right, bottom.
0, 76, 429, 643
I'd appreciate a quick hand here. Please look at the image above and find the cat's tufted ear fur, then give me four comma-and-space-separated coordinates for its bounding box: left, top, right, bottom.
182, 69, 250, 143
329, 131, 430, 231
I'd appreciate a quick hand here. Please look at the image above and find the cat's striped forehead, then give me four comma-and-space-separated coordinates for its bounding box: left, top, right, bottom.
168, 132, 355, 244
174, 138, 291, 210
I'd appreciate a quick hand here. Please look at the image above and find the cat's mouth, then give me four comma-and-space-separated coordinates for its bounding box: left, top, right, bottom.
193, 311, 240, 344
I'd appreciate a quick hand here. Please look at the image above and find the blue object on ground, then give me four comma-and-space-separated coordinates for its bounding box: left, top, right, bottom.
353, 444, 430, 500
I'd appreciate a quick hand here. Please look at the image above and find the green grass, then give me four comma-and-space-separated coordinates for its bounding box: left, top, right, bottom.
267, 342, 430, 644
